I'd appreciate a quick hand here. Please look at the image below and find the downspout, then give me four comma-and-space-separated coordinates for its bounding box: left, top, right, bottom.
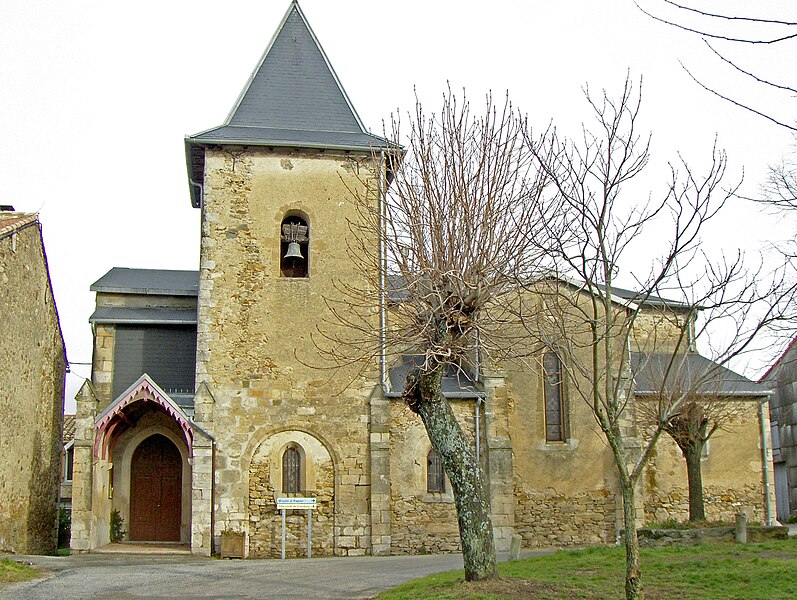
474, 332, 482, 464
759, 397, 774, 525
378, 150, 388, 392
189, 179, 204, 209
475, 397, 483, 464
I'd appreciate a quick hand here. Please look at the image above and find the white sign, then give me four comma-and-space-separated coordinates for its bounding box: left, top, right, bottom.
276, 497, 317, 510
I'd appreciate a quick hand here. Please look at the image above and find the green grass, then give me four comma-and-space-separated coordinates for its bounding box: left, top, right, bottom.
377, 539, 797, 599
0, 558, 43, 585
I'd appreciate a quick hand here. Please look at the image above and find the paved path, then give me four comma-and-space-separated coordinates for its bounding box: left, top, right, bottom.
1, 552, 478, 599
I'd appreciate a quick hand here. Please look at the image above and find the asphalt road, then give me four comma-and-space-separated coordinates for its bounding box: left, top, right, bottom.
1, 552, 470, 599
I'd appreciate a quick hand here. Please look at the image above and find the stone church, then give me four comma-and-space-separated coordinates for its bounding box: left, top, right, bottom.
69, 1, 776, 557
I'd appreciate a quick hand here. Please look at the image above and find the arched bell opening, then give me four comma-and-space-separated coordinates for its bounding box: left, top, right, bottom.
280, 213, 309, 278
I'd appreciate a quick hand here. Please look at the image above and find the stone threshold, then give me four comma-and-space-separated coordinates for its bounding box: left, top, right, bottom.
92, 542, 191, 554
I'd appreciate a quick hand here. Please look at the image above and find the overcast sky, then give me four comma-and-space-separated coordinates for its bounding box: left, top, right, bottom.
1, 1, 793, 412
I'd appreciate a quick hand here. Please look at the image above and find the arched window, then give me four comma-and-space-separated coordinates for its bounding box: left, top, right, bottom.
282, 445, 302, 493
280, 215, 309, 278
427, 447, 445, 493
543, 351, 566, 442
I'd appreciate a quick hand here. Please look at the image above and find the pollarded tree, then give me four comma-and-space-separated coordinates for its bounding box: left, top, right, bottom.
524, 76, 794, 600
317, 90, 559, 581
634, 355, 761, 522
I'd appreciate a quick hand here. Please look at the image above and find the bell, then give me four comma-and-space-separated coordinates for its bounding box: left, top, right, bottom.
284, 241, 304, 260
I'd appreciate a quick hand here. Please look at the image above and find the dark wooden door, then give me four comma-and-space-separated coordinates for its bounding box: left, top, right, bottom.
130, 434, 182, 541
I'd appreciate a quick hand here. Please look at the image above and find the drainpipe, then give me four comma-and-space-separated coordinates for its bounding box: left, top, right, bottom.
189, 180, 204, 208
378, 150, 388, 392
475, 397, 483, 464
759, 397, 774, 525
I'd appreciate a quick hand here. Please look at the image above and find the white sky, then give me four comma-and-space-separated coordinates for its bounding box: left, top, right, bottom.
0, 1, 794, 413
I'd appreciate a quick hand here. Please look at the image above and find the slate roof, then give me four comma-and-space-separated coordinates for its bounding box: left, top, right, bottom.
62, 414, 76, 444
632, 352, 770, 397
90, 268, 199, 296
385, 355, 485, 399
185, 1, 394, 208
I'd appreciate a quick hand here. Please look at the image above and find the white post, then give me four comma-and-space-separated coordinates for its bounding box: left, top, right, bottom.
281, 509, 286, 560
307, 509, 312, 559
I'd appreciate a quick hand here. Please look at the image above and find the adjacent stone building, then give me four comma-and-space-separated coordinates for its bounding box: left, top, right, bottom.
0, 210, 67, 554
69, 1, 776, 556
761, 338, 797, 521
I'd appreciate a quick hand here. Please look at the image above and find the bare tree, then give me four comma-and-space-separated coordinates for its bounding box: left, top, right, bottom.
318, 90, 556, 581
636, 0, 797, 132
524, 76, 794, 600
637, 1, 797, 209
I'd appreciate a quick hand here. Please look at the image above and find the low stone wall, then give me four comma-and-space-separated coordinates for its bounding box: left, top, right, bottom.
514, 486, 615, 548
638, 525, 789, 547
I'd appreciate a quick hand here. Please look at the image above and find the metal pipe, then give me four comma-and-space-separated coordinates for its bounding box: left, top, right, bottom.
759, 398, 774, 526
378, 150, 388, 392
475, 397, 483, 463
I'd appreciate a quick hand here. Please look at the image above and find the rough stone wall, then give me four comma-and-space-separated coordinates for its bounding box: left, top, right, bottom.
388, 400, 475, 554
643, 403, 768, 524
195, 149, 381, 556
514, 487, 616, 547
0, 216, 66, 554
248, 434, 335, 558
506, 351, 620, 548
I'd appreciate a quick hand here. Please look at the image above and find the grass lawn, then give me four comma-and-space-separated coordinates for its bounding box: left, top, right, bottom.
0, 557, 43, 586
377, 539, 797, 599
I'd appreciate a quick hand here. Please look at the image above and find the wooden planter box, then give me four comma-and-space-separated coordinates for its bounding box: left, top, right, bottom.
220, 533, 246, 559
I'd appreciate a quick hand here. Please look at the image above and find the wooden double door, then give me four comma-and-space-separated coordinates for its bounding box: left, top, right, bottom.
129, 434, 183, 542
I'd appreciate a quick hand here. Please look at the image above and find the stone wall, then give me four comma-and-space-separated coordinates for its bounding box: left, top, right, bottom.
0, 215, 66, 554
643, 403, 768, 524
195, 149, 382, 556
388, 400, 474, 554
248, 431, 335, 558
514, 486, 616, 547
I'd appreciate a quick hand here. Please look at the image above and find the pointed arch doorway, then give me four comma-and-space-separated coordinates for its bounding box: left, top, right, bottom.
129, 434, 182, 541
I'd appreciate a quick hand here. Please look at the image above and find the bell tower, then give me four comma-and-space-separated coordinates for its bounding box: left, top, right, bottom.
183, 1, 392, 556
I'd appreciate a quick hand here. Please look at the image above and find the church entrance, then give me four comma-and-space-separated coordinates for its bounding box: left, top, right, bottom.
129, 434, 182, 541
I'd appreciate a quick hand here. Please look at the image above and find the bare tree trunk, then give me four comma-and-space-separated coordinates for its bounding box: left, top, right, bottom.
683, 443, 706, 522
620, 479, 643, 600
406, 366, 498, 581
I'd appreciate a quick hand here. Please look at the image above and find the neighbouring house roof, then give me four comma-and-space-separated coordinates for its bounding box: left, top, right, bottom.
0, 211, 38, 238
62, 414, 76, 444
185, 1, 395, 208
385, 355, 485, 399
90, 267, 199, 296
759, 334, 797, 383
89, 306, 197, 325
632, 352, 770, 398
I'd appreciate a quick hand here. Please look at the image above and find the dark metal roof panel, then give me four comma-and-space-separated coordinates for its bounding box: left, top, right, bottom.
385, 355, 485, 399
89, 306, 197, 325
91, 268, 199, 296
632, 352, 770, 397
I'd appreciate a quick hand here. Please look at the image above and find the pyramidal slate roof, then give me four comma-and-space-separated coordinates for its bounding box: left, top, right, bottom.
185, 1, 393, 207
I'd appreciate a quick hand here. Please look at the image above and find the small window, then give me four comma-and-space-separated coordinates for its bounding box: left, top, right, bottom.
282, 445, 302, 493
543, 351, 566, 442
427, 448, 445, 493
280, 215, 309, 278
64, 445, 74, 481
